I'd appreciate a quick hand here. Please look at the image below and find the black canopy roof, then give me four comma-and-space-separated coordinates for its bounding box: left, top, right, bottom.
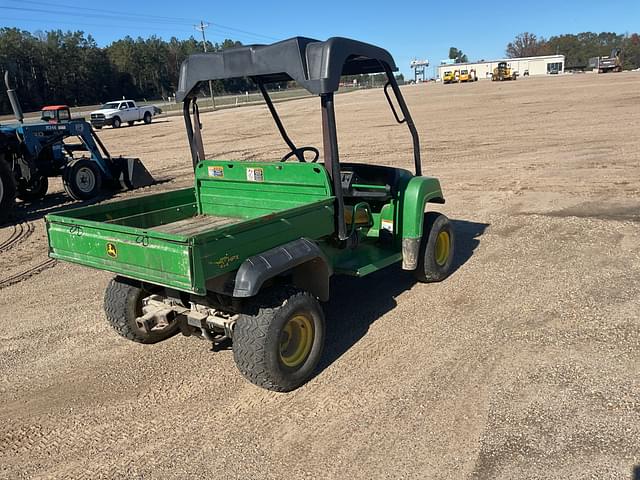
176, 36, 397, 101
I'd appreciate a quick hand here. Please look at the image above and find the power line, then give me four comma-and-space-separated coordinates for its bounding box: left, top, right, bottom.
4, 0, 279, 42
0, 16, 195, 35
195, 20, 216, 109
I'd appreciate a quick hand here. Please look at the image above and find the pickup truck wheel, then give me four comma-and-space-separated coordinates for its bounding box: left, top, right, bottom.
233, 287, 325, 392
414, 212, 455, 283
127, 121, 135, 126
104, 276, 179, 344
63, 159, 102, 200
112, 116, 121, 128
0, 156, 16, 215
17, 175, 48, 201
143, 112, 152, 124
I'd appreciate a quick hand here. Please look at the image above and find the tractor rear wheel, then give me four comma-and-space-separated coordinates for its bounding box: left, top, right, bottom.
63, 158, 102, 200
414, 212, 455, 283
0, 156, 16, 217
17, 175, 48, 201
104, 276, 179, 344
233, 286, 325, 392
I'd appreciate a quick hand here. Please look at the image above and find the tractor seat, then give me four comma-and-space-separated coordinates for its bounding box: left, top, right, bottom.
344, 204, 372, 228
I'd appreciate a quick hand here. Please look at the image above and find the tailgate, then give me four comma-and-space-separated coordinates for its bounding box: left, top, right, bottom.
47, 219, 198, 293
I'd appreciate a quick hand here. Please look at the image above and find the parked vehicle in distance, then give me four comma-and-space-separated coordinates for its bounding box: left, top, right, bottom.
40, 105, 72, 123
492, 62, 517, 81
589, 48, 623, 74
0, 73, 155, 220
459, 69, 478, 83
443, 70, 456, 84
90, 100, 161, 129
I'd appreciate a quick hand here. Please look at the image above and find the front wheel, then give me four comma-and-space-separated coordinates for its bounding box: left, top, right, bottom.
112, 116, 121, 128
104, 277, 179, 344
233, 287, 325, 392
414, 212, 455, 283
63, 158, 102, 200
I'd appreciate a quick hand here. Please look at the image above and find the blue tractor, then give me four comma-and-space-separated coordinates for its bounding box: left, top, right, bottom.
0, 72, 155, 220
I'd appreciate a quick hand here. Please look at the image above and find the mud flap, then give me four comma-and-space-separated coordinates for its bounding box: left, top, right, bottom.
113, 157, 155, 190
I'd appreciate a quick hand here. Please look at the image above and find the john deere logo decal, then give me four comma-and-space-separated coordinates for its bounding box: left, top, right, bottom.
106, 243, 118, 258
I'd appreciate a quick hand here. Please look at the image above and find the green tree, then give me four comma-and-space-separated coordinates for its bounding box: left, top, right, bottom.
448, 47, 468, 63
506, 32, 549, 58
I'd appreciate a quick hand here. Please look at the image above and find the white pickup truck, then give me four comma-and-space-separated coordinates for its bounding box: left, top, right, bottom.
90, 100, 161, 129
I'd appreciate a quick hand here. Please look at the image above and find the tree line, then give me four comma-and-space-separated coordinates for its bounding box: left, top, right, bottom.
506, 31, 640, 69
0, 28, 248, 115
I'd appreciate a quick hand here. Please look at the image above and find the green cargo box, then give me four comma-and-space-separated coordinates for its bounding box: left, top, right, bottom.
46, 161, 335, 295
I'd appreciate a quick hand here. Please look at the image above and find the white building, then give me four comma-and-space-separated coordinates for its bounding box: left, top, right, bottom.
437, 54, 565, 80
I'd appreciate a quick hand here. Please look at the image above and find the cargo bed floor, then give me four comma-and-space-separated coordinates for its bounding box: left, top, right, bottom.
151, 214, 240, 236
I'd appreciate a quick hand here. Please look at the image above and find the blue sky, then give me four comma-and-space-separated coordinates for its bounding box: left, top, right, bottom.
1, 0, 639, 77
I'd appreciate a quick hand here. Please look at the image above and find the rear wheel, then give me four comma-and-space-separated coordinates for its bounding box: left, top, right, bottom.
414, 212, 455, 283
143, 112, 152, 124
104, 276, 179, 344
17, 175, 48, 201
63, 158, 102, 200
233, 287, 325, 392
112, 116, 121, 128
0, 157, 16, 217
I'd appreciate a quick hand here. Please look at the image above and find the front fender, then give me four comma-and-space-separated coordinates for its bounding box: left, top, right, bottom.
400, 176, 445, 270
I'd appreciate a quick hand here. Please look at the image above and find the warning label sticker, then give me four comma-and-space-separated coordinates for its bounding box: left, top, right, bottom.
246, 167, 264, 182
381, 219, 394, 232
208, 166, 224, 178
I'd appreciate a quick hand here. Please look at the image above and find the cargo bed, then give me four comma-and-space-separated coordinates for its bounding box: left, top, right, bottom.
46, 161, 335, 294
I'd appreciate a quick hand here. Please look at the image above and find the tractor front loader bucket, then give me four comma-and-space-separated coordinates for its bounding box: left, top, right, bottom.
113, 157, 156, 190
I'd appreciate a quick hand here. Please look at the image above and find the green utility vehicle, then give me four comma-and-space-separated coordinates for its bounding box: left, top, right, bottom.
46, 37, 455, 391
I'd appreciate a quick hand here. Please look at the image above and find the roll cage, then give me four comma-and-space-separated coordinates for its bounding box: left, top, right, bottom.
177, 36, 422, 240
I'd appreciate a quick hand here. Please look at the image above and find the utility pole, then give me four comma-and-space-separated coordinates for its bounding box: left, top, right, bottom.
195, 20, 216, 110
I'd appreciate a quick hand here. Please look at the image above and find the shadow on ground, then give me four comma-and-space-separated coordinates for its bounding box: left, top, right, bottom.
1, 177, 173, 226
317, 218, 489, 374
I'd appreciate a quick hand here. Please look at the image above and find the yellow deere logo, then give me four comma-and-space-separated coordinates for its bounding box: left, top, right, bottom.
106, 243, 118, 258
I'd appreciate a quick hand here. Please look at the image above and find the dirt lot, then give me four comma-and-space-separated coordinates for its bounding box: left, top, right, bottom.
1, 72, 639, 479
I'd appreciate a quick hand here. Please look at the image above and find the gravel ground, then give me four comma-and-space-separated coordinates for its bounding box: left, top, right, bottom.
0, 72, 639, 479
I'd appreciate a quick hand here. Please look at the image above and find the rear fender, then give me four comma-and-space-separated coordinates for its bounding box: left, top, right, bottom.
233, 237, 332, 301
400, 176, 445, 270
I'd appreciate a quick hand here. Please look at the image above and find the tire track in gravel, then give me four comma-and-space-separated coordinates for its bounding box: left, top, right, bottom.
0, 220, 34, 254
0, 258, 56, 290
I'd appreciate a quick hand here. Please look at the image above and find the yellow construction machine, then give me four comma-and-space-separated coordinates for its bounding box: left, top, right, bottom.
492, 62, 517, 81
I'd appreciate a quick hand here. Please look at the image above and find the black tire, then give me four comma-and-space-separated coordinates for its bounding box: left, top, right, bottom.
112, 116, 121, 128
0, 156, 17, 216
94, 125, 102, 130
143, 112, 152, 124
414, 212, 455, 283
104, 276, 179, 344
233, 287, 325, 392
62, 158, 102, 200
16, 175, 48, 201
127, 121, 135, 127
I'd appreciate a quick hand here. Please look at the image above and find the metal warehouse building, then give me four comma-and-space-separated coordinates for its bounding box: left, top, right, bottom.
437, 54, 565, 80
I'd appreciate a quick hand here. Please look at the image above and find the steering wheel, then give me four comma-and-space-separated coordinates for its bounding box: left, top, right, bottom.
280, 146, 320, 163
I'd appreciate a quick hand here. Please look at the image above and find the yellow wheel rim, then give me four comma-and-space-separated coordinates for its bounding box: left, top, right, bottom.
279, 314, 314, 368
434, 231, 451, 266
